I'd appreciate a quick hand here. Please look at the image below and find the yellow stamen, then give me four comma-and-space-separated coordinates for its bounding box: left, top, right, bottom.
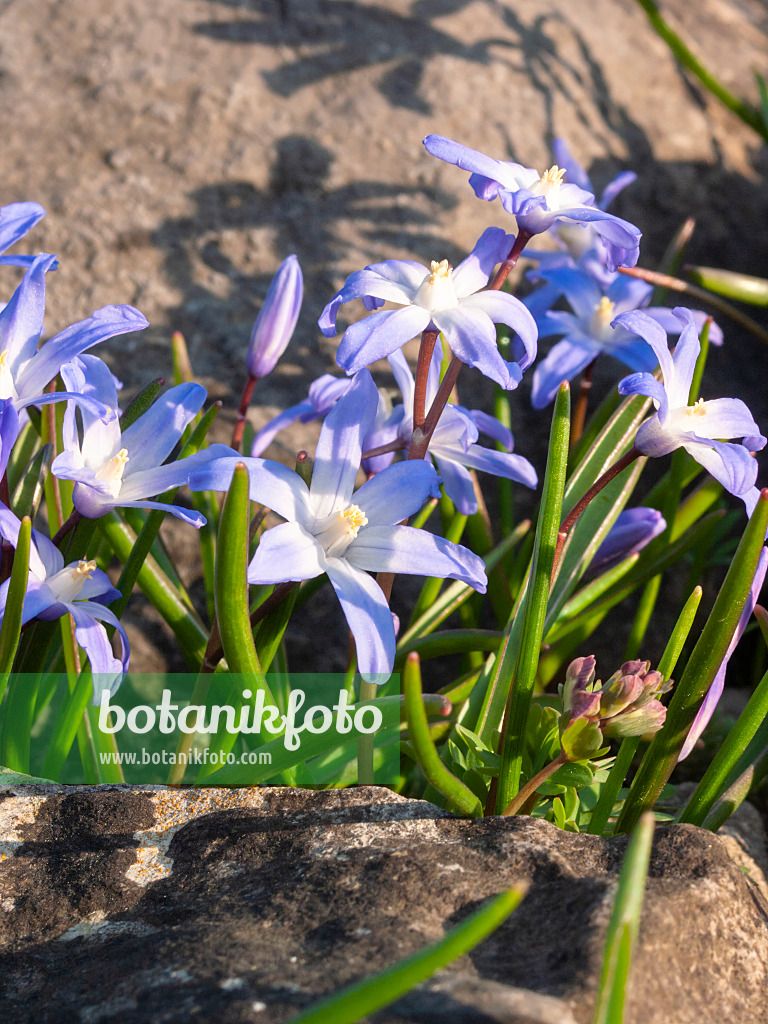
428, 259, 452, 284
540, 165, 566, 187
686, 398, 707, 417
340, 504, 368, 532
74, 559, 97, 580
96, 448, 129, 498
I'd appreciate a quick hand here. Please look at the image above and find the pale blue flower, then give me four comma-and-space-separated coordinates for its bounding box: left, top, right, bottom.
0, 254, 147, 421
51, 355, 236, 526
586, 507, 666, 579
189, 370, 487, 682
617, 308, 765, 495
423, 135, 641, 272
319, 227, 537, 390
387, 339, 537, 514
0, 505, 130, 702
529, 267, 723, 408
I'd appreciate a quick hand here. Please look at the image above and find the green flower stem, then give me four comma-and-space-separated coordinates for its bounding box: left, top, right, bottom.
501, 752, 567, 816
0, 516, 31, 684
41, 669, 98, 781
680, 665, 768, 826
551, 447, 641, 585
592, 812, 655, 1024
685, 266, 768, 307
286, 885, 527, 1024
495, 383, 570, 812
634, 0, 767, 141
616, 490, 768, 833
98, 512, 209, 667
215, 464, 270, 690
357, 680, 379, 786
404, 652, 482, 816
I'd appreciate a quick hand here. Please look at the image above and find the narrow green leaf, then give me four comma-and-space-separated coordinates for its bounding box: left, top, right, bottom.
680, 665, 768, 825
496, 383, 570, 811
0, 516, 32, 683
404, 652, 482, 817
593, 812, 654, 1024
617, 490, 768, 833
120, 378, 166, 430
10, 442, 53, 520
98, 512, 209, 666
287, 885, 527, 1024
215, 464, 267, 684
685, 265, 768, 307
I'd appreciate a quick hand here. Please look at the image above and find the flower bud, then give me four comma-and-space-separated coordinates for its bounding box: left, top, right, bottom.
587, 508, 665, 578
602, 699, 667, 739
246, 255, 303, 379
560, 655, 596, 712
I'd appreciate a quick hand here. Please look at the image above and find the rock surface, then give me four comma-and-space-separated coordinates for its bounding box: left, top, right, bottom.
1, 1, 766, 672
1, 784, 767, 1023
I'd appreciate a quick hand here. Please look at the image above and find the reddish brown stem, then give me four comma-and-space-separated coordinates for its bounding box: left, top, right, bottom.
413, 329, 439, 432
361, 438, 407, 462
231, 374, 258, 452
550, 447, 641, 585
501, 752, 566, 816
570, 359, 596, 449
52, 509, 83, 548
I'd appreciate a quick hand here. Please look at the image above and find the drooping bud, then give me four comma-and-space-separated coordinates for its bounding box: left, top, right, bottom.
246, 255, 303, 379
602, 699, 667, 739
560, 654, 597, 712
586, 508, 666, 579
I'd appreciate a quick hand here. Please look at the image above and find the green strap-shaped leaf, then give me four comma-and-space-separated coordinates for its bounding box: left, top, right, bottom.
680, 665, 768, 826
286, 884, 527, 1024
593, 813, 655, 1024
215, 463, 268, 687
495, 383, 570, 811
0, 516, 31, 684
617, 490, 768, 833
395, 629, 502, 668
404, 652, 482, 817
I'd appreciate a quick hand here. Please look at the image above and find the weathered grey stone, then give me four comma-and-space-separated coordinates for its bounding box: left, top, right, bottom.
0, 785, 767, 1023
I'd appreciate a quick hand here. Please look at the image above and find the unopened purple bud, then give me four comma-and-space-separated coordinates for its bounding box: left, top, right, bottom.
587, 508, 666, 579
569, 689, 602, 720
246, 255, 303, 379
561, 655, 597, 710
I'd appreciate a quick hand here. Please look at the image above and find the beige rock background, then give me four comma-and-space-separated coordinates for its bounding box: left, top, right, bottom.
0, 0, 766, 667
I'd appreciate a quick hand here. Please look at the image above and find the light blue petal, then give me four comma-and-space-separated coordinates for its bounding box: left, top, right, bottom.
0, 399, 19, 479
60, 355, 121, 465
325, 558, 395, 684
250, 402, 314, 457
118, 444, 240, 502
352, 459, 441, 527
120, 383, 207, 474
618, 371, 669, 419
310, 370, 379, 521
467, 409, 514, 451
457, 290, 537, 370
433, 305, 522, 391
0, 253, 54, 375
68, 603, 124, 683
16, 304, 149, 399
451, 227, 512, 298
248, 521, 327, 584
613, 310, 675, 388
432, 453, 477, 515
189, 456, 313, 527
336, 305, 431, 373
0, 201, 46, 256
423, 135, 525, 193
346, 525, 487, 592
319, 266, 422, 336
460, 445, 538, 490
682, 438, 758, 496
531, 337, 596, 410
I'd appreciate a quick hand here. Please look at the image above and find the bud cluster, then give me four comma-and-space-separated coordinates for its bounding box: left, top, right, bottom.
558, 655, 672, 760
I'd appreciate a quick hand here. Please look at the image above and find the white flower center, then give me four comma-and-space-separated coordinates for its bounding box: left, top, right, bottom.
413, 259, 458, 312
685, 398, 708, 419
96, 448, 129, 498
315, 503, 368, 558
48, 559, 97, 603
531, 165, 566, 207
0, 349, 17, 402
590, 297, 616, 340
